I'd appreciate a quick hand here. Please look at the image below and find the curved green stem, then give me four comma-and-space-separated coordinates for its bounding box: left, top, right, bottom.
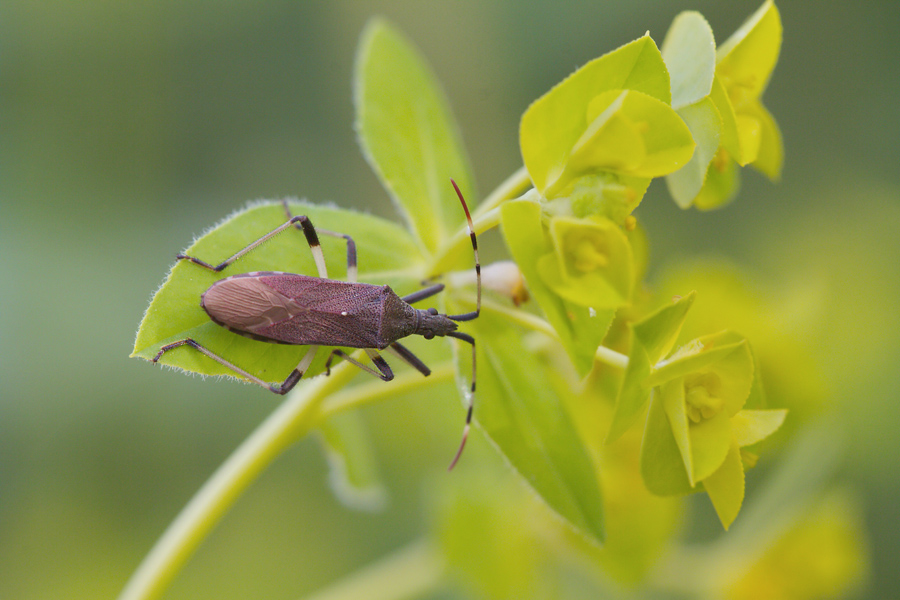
117, 362, 359, 600
595, 345, 629, 370
117, 357, 453, 600
470, 294, 630, 371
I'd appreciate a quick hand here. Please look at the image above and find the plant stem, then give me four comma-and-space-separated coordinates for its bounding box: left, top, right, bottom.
594, 345, 629, 370
300, 538, 444, 600
118, 354, 458, 600
473, 165, 532, 219
317, 362, 456, 418
117, 360, 357, 600
473, 294, 630, 371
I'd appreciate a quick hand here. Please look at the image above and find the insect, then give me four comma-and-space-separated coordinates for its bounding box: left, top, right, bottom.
152, 180, 481, 468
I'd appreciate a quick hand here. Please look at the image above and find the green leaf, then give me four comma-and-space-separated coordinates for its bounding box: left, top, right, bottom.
701, 440, 745, 530
665, 98, 722, 208
132, 201, 424, 384
659, 378, 694, 482
606, 293, 696, 442
474, 310, 605, 544
716, 0, 782, 110
709, 75, 742, 161
354, 18, 475, 255
662, 11, 716, 109
317, 411, 388, 512
633, 292, 696, 364
693, 151, 740, 210
647, 334, 748, 388
544, 90, 695, 196
746, 101, 784, 180
640, 391, 695, 496
500, 199, 612, 375
688, 410, 733, 482
521, 35, 671, 195
731, 408, 787, 447
606, 337, 652, 445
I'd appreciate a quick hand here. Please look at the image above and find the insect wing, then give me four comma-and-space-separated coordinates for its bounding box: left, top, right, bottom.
256, 274, 386, 348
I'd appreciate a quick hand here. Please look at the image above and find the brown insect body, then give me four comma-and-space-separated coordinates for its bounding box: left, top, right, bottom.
201, 271, 458, 349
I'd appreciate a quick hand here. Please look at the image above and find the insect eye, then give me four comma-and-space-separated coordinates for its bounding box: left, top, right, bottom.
427, 307, 438, 315
423, 332, 435, 340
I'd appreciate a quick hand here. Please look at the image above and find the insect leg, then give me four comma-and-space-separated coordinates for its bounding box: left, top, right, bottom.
176, 215, 324, 275
387, 342, 432, 376
152, 339, 319, 396
446, 330, 476, 470
401, 284, 445, 305
283, 200, 357, 281
324, 348, 395, 382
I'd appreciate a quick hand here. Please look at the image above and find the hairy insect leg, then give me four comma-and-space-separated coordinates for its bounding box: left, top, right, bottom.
387, 342, 432, 376
176, 214, 327, 276
446, 331, 476, 471
282, 200, 358, 282
324, 348, 395, 382
152, 339, 320, 396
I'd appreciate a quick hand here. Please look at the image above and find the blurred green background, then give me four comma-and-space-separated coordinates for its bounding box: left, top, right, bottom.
1, 1, 898, 598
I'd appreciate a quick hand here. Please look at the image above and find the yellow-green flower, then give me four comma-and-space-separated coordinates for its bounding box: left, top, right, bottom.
700, 0, 783, 209
661, 1, 783, 210
536, 216, 633, 309
608, 294, 786, 529
650, 332, 786, 528
519, 35, 694, 201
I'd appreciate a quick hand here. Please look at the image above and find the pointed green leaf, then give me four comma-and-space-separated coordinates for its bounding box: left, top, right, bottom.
709, 75, 742, 161
354, 18, 474, 254
474, 310, 605, 543
500, 199, 612, 375
648, 338, 745, 386
633, 292, 696, 364
132, 202, 423, 384
640, 391, 695, 496
521, 35, 671, 195
693, 151, 741, 210
731, 408, 787, 447
606, 339, 652, 443
660, 378, 694, 484
689, 410, 733, 482
702, 440, 745, 530
665, 97, 722, 208
746, 101, 784, 180
607, 293, 697, 442
662, 11, 716, 109
545, 90, 695, 196
716, 0, 782, 110
735, 113, 762, 165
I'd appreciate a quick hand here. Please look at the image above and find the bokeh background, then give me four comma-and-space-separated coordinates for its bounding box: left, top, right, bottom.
1, 1, 898, 598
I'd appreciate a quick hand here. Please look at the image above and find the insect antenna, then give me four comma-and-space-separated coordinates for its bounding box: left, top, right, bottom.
446, 179, 482, 322
445, 179, 481, 470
